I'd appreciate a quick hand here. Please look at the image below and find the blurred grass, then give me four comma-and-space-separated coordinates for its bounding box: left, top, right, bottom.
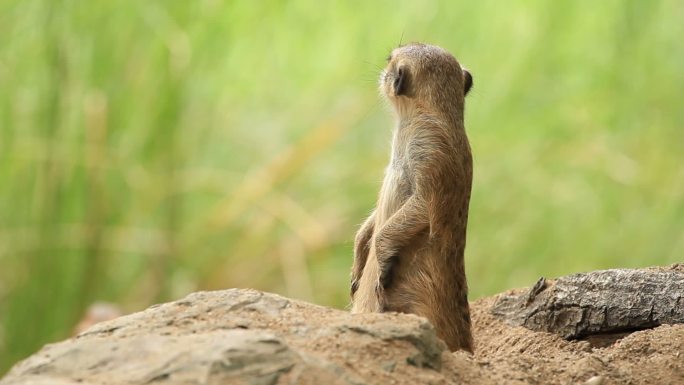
1, 0, 684, 374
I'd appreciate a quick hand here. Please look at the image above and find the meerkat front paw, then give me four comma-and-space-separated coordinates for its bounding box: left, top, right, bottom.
374, 279, 387, 312
350, 277, 360, 298
377, 254, 398, 290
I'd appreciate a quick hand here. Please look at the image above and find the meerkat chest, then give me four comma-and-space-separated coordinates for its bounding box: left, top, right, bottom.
376, 155, 413, 224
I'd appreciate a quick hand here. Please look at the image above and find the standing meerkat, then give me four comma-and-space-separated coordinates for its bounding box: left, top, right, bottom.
350, 42, 474, 352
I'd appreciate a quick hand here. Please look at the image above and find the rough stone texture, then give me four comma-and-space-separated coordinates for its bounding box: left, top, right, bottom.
1, 289, 485, 385
490, 264, 684, 338
2, 266, 684, 385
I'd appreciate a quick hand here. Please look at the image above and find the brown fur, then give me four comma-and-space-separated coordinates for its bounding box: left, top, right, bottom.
350, 43, 474, 352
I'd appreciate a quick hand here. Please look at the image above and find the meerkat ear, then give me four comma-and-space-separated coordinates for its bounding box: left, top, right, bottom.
394, 67, 408, 96
463, 69, 473, 96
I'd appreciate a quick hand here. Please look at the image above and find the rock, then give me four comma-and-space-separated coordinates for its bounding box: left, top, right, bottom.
582, 375, 605, 385
490, 265, 684, 339
1, 289, 481, 385
3, 269, 683, 385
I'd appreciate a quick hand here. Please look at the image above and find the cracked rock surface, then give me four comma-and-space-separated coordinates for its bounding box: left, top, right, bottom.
491, 265, 684, 338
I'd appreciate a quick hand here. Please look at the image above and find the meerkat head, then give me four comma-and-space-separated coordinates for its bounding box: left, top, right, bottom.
380, 43, 472, 116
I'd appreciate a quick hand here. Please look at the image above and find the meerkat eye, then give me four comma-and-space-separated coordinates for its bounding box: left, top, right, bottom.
394, 67, 407, 96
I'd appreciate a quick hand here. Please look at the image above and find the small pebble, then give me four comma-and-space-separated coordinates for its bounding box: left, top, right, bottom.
582, 375, 604, 385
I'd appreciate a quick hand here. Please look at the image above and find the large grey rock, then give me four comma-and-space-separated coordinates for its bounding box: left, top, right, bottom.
2, 289, 480, 385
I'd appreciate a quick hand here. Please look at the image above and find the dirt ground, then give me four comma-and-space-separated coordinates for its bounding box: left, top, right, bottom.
468, 293, 684, 385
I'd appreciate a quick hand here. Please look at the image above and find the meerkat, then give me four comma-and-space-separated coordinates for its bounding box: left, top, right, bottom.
350, 43, 474, 352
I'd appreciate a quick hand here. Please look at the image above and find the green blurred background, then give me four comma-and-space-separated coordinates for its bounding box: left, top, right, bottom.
1, 0, 683, 373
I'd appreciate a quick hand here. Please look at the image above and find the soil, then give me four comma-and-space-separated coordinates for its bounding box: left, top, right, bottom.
469, 293, 684, 385
3, 287, 682, 385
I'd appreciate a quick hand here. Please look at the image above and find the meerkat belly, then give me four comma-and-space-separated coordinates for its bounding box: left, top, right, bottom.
383, 233, 433, 311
